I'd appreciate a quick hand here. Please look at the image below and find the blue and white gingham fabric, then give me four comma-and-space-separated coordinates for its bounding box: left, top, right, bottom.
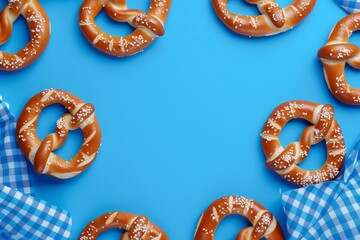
0, 97, 72, 239
281, 137, 360, 239
337, 0, 360, 13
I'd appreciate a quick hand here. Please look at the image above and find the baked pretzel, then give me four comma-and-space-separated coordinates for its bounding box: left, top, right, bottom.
318, 12, 360, 105
78, 212, 168, 240
79, 0, 171, 57
0, 0, 50, 71
194, 196, 284, 240
212, 0, 316, 37
261, 101, 346, 187
16, 89, 102, 179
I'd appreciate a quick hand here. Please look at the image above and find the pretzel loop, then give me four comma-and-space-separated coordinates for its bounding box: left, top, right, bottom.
261, 101, 346, 187
0, 0, 50, 71
194, 196, 285, 240
79, 0, 171, 57
318, 12, 360, 104
212, 0, 315, 37
78, 212, 168, 240
16, 89, 102, 179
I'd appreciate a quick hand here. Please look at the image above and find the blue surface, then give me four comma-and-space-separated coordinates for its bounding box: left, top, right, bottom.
1, 0, 360, 239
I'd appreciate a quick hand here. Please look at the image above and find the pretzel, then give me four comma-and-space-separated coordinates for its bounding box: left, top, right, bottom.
261, 101, 346, 187
16, 89, 102, 179
194, 196, 284, 240
211, 0, 316, 37
78, 212, 168, 240
318, 13, 360, 105
79, 0, 171, 57
0, 0, 50, 71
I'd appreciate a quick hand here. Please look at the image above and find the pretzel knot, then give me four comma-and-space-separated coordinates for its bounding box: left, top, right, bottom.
194, 196, 285, 240
16, 89, 102, 179
318, 12, 360, 105
261, 101, 346, 187
79, 0, 171, 57
211, 0, 316, 37
0, 0, 50, 71
78, 212, 168, 240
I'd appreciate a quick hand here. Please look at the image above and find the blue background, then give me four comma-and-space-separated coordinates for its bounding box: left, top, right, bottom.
1, 0, 360, 239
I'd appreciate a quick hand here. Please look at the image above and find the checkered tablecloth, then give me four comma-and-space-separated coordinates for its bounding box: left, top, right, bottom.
281, 137, 360, 239
337, 0, 360, 13
0, 97, 72, 239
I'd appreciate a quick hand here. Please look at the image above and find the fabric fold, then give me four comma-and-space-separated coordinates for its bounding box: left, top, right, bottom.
281, 136, 360, 239
336, 0, 360, 13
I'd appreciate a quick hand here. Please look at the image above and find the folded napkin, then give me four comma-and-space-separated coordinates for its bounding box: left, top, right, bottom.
337, 0, 360, 13
281, 137, 360, 239
0, 97, 72, 239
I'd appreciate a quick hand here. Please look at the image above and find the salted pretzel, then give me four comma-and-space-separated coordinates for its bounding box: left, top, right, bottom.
212, 0, 316, 37
16, 89, 102, 179
318, 12, 360, 105
78, 212, 168, 240
0, 0, 50, 71
79, 0, 171, 57
261, 101, 346, 187
194, 196, 284, 240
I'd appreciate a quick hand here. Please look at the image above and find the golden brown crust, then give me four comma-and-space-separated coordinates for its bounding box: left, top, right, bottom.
79, 0, 171, 57
78, 212, 168, 240
0, 0, 50, 71
194, 196, 285, 240
318, 12, 360, 105
211, 0, 316, 37
261, 101, 346, 187
16, 89, 102, 179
